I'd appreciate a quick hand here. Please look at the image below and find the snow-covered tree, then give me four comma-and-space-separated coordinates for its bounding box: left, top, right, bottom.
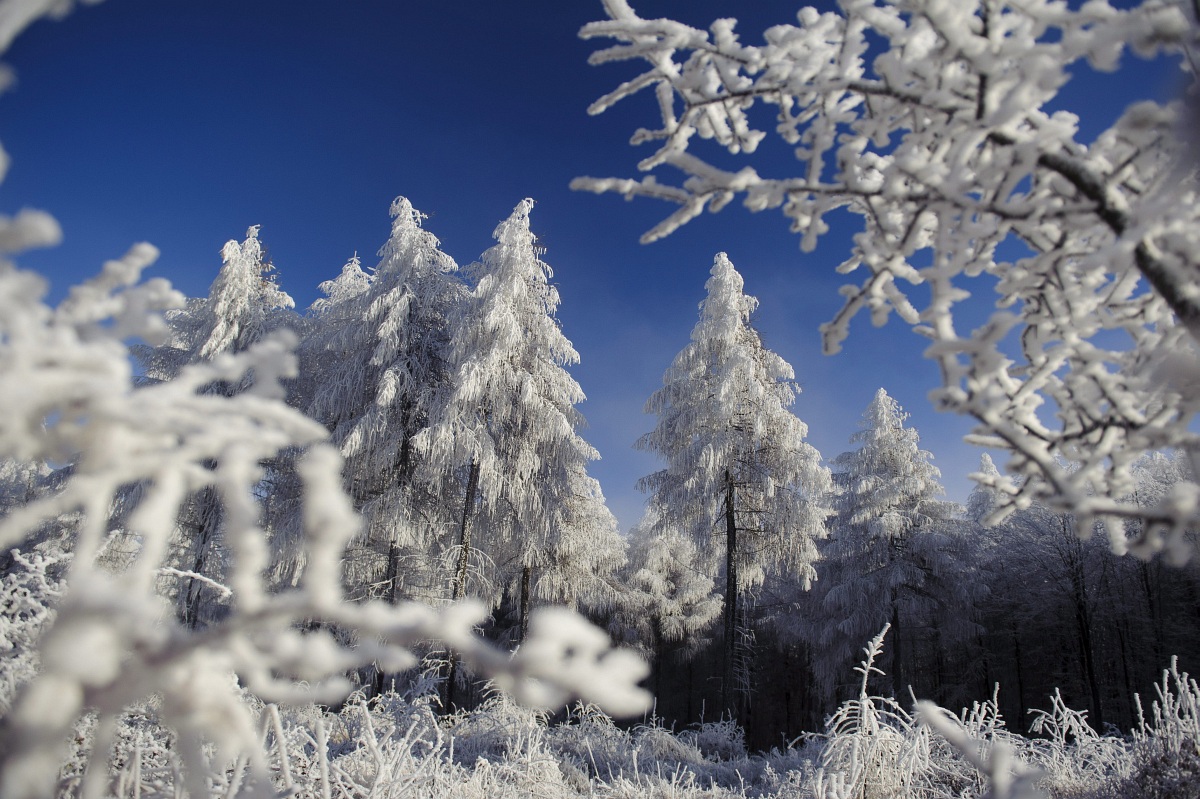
534, 461, 626, 619
638, 252, 831, 717
806, 388, 971, 701
414, 199, 609, 699
131, 225, 297, 627
415, 199, 587, 604
139, 226, 295, 385
303, 198, 463, 607
615, 518, 723, 700
576, 0, 1200, 546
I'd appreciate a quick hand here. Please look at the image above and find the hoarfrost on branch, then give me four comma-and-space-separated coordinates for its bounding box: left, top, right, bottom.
0, 4, 649, 795
574, 0, 1200, 553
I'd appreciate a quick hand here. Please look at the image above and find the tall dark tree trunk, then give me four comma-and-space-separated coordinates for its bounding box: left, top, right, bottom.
652, 618, 665, 706
722, 469, 739, 720
182, 488, 220, 630
1140, 561, 1165, 678
890, 601, 904, 698
374, 542, 401, 696
451, 460, 480, 603
1063, 517, 1104, 730
1012, 624, 1027, 727
446, 459, 481, 712
520, 564, 532, 641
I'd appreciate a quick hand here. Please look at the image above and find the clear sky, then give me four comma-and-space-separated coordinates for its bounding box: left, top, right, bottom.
0, 1, 1182, 532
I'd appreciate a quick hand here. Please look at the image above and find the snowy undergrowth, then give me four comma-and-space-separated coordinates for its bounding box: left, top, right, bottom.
6, 581, 1197, 799
29, 678, 1194, 799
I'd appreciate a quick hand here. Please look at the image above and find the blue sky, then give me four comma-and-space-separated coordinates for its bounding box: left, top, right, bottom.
0, 1, 1182, 532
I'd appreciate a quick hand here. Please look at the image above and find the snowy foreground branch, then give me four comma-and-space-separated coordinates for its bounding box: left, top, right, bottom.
576, 0, 1200, 554
0, 6, 646, 798
0, 254, 649, 798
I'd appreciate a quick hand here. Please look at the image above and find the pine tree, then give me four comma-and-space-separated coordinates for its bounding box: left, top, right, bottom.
534, 460, 626, 622
303, 198, 463, 607
807, 388, 969, 701
133, 226, 295, 627
414, 199, 607, 705
137, 225, 295, 386
616, 517, 722, 702
637, 252, 831, 719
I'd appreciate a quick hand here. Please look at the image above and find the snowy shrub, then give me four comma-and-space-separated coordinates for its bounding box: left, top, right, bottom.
678, 718, 748, 763
445, 690, 549, 767
0, 547, 65, 713
0, 7, 649, 797
546, 702, 635, 781
1102, 659, 1200, 799
816, 627, 923, 798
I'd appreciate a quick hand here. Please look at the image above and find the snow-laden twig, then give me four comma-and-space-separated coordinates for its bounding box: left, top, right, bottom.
577, 0, 1200, 543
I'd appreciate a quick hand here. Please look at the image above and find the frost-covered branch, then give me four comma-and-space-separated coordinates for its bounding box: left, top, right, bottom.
576, 0, 1200, 547
0, 10, 649, 796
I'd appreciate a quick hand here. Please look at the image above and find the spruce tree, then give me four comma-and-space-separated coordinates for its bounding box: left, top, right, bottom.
414, 199, 608, 705
638, 252, 831, 719
807, 388, 969, 700
303, 198, 463, 607
133, 226, 295, 627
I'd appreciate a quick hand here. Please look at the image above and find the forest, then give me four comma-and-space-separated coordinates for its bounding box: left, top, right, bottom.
4, 0, 1200, 798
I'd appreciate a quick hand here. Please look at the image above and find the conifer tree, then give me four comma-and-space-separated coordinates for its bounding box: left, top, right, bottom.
807, 388, 969, 700
133, 226, 295, 627
616, 518, 722, 701
638, 252, 831, 719
534, 461, 626, 623
414, 199, 607, 703
303, 198, 463, 606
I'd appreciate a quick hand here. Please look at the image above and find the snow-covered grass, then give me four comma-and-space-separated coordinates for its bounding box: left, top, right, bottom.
5, 566, 1196, 799
31, 667, 1199, 799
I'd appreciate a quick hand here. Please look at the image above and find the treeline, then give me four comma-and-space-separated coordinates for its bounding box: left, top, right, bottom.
3, 197, 1198, 752
604, 254, 1200, 750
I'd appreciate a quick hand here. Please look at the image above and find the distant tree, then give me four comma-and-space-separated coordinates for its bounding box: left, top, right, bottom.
615, 518, 722, 701
576, 0, 1200, 544
637, 252, 831, 718
534, 460, 627, 620
806, 388, 972, 701
972, 451, 1200, 730
137, 225, 295, 386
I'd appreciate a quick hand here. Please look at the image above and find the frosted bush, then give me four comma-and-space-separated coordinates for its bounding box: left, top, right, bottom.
1102, 659, 1200, 799
678, 718, 748, 763
0, 547, 65, 712
0, 6, 649, 797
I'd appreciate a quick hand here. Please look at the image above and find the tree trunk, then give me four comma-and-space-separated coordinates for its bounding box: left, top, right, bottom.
446, 459, 481, 712
890, 601, 904, 698
1012, 624, 1027, 727
520, 564, 532, 641
182, 488, 220, 630
652, 618, 665, 707
451, 460, 481, 602
1063, 517, 1104, 730
1140, 561, 1165, 678
375, 543, 401, 696
722, 469, 739, 720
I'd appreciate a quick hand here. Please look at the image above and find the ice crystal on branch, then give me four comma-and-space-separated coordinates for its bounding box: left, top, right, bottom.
576, 0, 1200, 547
0, 8, 649, 795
